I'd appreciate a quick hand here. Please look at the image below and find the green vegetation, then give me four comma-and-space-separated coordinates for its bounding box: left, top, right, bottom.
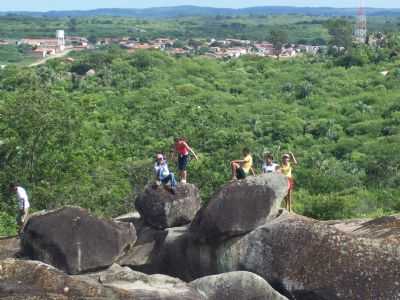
0, 44, 36, 65
0, 15, 399, 235
1, 15, 399, 43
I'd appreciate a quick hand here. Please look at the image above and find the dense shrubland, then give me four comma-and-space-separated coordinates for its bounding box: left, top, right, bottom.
0, 38, 399, 234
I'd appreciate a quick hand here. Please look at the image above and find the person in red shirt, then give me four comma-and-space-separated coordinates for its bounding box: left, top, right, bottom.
175, 137, 198, 184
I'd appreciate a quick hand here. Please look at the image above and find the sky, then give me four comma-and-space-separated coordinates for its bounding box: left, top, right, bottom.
1, 1, 399, 12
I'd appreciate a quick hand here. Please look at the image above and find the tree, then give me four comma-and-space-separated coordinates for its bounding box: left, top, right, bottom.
325, 19, 353, 50
87, 35, 97, 44
68, 18, 78, 33
270, 29, 288, 59
173, 40, 185, 49
188, 39, 204, 49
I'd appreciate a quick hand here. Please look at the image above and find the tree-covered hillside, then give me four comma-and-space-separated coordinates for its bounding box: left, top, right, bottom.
3, 6, 400, 18
0, 43, 399, 235
1, 15, 399, 43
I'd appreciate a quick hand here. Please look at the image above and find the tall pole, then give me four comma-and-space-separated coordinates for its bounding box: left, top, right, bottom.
355, 0, 367, 43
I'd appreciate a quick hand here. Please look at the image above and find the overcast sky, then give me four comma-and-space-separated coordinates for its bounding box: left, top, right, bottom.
1, 1, 399, 11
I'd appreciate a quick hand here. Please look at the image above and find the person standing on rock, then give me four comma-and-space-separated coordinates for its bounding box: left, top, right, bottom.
280, 152, 298, 212
262, 153, 280, 173
174, 137, 198, 184
9, 183, 30, 235
154, 154, 177, 194
230, 148, 255, 180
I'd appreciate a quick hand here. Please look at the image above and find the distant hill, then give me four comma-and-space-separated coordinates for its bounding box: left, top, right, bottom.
1, 6, 400, 18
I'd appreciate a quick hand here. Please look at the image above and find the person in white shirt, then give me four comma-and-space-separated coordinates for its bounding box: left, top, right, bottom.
262, 153, 280, 174
154, 154, 177, 194
10, 183, 30, 235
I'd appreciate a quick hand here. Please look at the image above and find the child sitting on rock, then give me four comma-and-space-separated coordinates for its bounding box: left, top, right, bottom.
154, 153, 177, 194
230, 148, 255, 180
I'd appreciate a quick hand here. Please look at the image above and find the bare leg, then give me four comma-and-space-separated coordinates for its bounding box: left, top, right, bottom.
231, 162, 239, 180
17, 209, 28, 236
179, 170, 184, 182
284, 195, 289, 210
181, 170, 187, 183
287, 190, 292, 212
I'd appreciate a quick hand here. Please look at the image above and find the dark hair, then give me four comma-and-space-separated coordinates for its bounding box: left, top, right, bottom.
176, 137, 187, 142
9, 182, 18, 190
265, 153, 273, 160
242, 147, 250, 155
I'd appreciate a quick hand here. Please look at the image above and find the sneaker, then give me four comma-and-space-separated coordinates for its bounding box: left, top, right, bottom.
170, 187, 176, 195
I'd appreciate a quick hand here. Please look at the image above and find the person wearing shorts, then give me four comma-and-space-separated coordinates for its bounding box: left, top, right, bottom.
230, 148, 255, 180
175, 137, 198, 184
280, 152, 298, 212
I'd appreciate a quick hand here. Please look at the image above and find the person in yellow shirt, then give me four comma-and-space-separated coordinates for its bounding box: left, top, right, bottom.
230, 148, 255, 180
281, 152, 298, 212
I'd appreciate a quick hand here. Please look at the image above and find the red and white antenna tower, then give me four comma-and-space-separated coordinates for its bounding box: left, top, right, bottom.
355, 0, 367, 43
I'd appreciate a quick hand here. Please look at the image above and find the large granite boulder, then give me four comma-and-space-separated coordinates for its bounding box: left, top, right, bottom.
210, 211, 400, 299
190, 174, 288, 242
80, 263, 205, 300
0, 259, 107, 299
123, 211, 400, 299
136, 183, 201, 229
21, 206, 136, 275
190, 271, 288, 300
0, 259, 205, 300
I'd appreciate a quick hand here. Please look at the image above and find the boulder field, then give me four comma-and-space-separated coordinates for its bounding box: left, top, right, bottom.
0, 259, 286, 299
1, 173, 400, 299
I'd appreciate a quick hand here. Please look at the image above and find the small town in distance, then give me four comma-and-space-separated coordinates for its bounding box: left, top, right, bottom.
0, 30, 326, 63
0, 6, 384, 67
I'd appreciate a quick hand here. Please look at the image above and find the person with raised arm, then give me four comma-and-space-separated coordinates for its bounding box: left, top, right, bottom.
175, 137, 198, 184
280, 152, 298, 212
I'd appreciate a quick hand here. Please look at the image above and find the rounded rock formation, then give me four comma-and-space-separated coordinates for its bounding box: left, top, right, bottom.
190, 271, 288, 300
21, 206, 136, 275
189, 174, 288, 242
136, 183, 201, 230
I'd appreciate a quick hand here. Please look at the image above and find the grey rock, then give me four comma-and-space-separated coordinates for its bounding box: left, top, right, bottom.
79, 263, 205, 300
212, 211, 400, 300
0, 258, 108, 299
115, 211, 144, 232
190, 271, 288, 300
132, 211, 400, 299
117, 225, 169, 274
114, 211, 141, 223
136, 183, 201, 230
190, 174, 288, 242
21, 206, 136, 275
0, 237, 20, 260
0, 259, 205, 300
325, 214, 400, 241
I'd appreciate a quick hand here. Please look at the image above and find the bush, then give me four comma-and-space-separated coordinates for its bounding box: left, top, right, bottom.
0, 211, 16, 236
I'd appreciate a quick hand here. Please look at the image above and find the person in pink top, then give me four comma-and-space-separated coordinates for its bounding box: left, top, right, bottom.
175, 137, 198, 183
